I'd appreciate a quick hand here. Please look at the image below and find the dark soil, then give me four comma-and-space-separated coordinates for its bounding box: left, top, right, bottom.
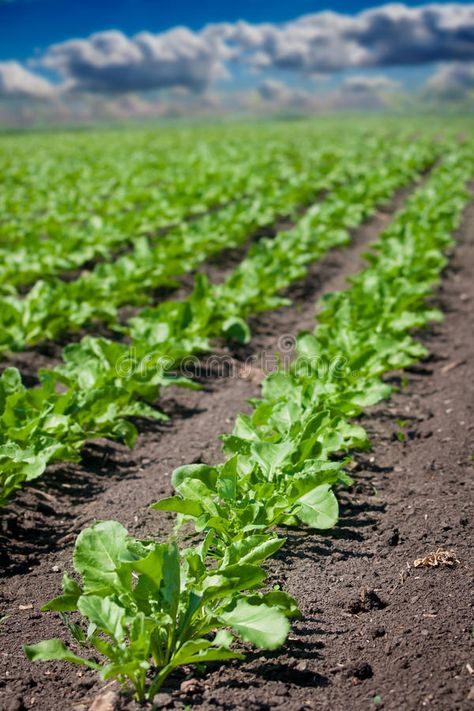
1, 189, 473, 711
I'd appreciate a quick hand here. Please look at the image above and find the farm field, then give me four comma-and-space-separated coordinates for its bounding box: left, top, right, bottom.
0, 119, 473, 711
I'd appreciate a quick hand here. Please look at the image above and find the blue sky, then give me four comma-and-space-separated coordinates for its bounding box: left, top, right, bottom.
0, 1, 473, 120
10, 1, 327, 61
0, 0, 471, 61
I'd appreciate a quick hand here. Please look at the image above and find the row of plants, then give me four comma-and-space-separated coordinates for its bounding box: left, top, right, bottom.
2, 121, 419, 244
0, 139, 440, 507
0, 129, 339, 290
2, 130, 428, 349
24, 145, 473, 701
0, 131, 385, 349
1, 125, 310, 246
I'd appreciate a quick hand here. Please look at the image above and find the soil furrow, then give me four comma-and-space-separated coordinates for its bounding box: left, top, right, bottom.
186, 194, 474, 711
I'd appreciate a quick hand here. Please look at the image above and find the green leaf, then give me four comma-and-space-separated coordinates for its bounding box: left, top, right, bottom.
77, 595, 125, 642
295, 484, 339, 529
171, 463, 217, 490
23, 639, 97, 668
73, 521, 131, 595
224, 535, 285, 566
160, 542, 181, 619
251, 440, 295, 478
202, 564, 266, 602
171, 638, 244, 667
42, 572, 82, 612
257, 590, 301, 619
220, 601, 290, 650
151, 496, 203, 518
222, 317, 251, 344
125, 543, 166, 591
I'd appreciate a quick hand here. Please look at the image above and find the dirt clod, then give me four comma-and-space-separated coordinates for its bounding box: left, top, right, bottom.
348, 587, 387, 614
371, 626, 386, 639
152, 692, 174, 708
4, 696, 25, 711
179, 678, 205, 695
88, 691, 119, 711
348, 662, 374, 681
387, 528, 400, 546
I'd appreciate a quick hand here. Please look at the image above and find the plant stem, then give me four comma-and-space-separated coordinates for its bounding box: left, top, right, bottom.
147, 662, 174, 700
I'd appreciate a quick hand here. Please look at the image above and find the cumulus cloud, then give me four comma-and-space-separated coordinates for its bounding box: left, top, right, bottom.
256, 78, 322, 110
26, 3, 474, 97
254, 73, 400, 112
207, 3, 474, 75
258, 78, 296, 101
341, 75, 401, 92
331, 73, 402, 109
427, 60, 474, 96
207, 16, 367, 73
1, 1, 473, 121
40, 27, 230, 94
0, 61, 55, 99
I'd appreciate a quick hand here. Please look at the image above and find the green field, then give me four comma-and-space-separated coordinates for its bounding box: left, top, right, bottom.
1, 119, 472, 704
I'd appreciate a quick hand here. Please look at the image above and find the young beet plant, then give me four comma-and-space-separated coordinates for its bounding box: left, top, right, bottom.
24, 521, 298, 701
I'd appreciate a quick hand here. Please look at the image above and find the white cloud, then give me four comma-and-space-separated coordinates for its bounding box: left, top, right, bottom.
341, 75, 401, 92
1, 1, 473, 120
209, 4, 474, 74
427, 60, 474, 96
0, 61, 55, 99
40, 27, 230, 94
330, 73, 402, 109
258, 78, 295, 101
256, 78, 317, 108
254, 74, 402, 112
28, 4, 474, 96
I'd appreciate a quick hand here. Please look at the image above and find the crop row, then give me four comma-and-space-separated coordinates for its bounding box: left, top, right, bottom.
1, 122, 419, 238
0, 131, 388, 349
2, 123, 399, 287
1, 125, 314, 246
24, 144, 473, 701
0, 130, 425, 350
0, 130, 338, 290
0, 139, 439, 507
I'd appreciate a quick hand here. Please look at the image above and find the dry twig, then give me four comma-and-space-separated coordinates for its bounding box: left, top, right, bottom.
413, 548, 459, 568
440, 359, 466, 374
